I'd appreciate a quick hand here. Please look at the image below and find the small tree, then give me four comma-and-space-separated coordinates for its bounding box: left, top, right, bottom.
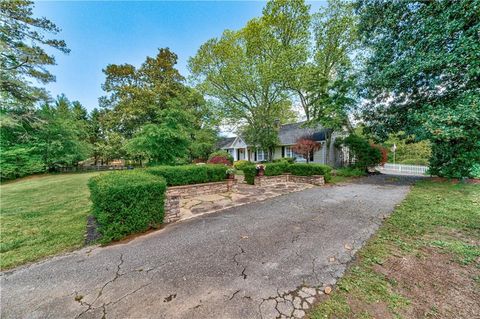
292, 136, 321, 164
340, 134, 382, 172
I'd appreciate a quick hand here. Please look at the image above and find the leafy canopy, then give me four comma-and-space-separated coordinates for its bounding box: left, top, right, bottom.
0, 0, 69, 106
357, 0, 480, 177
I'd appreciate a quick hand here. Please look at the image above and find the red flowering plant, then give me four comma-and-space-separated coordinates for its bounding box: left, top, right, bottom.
371, 144, 388, 166
207, 156, 231, 165
292, 137, 321, 163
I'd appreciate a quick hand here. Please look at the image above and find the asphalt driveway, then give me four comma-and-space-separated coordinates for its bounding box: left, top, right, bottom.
1, 175, 416, 319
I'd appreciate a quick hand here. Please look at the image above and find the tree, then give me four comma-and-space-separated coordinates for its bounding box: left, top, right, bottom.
189, 0, 309, 160
292, 136, 321, 163
35, 99, 91, 169
99, 48, 213, 138
282, 0, 357, 130
125, 125, 189, 165
357, 0, 480, 178
339, 134, 382, 171
0, 0, 69, 106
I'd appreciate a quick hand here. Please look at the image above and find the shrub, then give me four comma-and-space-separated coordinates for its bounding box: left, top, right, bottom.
272, 157, 295, 164
288, 163, 332, 182
207, 156, 231, 165
208, 150, 233, 164
147, 164, 226, 186
339, 134, 382, 171
233, 160, 251, 171
470, 163, 480, 179
335, 167, 366, 177
243, 165, 257, 185
264, 162, 289, 176
88, 171, 167, 243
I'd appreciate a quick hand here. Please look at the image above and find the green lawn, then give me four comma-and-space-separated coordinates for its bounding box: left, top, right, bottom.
309, 180, 480, 318
0, 172, 103, 269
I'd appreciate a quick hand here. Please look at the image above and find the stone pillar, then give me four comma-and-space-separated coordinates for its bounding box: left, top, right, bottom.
227, 178, 237, 191
164, 194, 180, 224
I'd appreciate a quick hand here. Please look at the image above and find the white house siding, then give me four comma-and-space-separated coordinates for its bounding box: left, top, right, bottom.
273, 147, 283, 160
312, 142, 327, 164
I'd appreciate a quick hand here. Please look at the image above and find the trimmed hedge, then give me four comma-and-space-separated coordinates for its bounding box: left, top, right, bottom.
147, 164, 227, 186
233, 160, 251, 171
288, 163, 332, 182
243, 165, 257, 185
264, 162, 289, 176
88, 171, 167, 243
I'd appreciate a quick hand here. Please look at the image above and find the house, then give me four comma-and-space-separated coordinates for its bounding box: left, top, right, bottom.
217, 122, 348, 167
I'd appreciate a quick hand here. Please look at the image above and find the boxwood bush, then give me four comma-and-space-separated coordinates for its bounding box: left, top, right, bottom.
147, 164, 227, 186
88, 171, 167, 243
243, 165, 257, 185
233, 160, 251, 171
288, 163, 332, 181
264, 162, 289, 176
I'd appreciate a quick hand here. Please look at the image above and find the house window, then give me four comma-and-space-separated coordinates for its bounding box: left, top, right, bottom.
257, 149, 266, 162
285, 146, 293, 158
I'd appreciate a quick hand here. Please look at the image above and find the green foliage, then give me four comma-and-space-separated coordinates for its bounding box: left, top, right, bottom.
272, 157, 295, 164
288, 163, 332, 181
208, 150, 233, 164
298, 0, 357, 128
470, 164, 480, 179
340, 134, 382, 170
233, 160, 251, 171
264, 162, 289, 176
357, 0, 480, 178
35, 101, 91, 168
88, 171, 167, 243
423, 96, 480, 178
1, 95, 91, 180
0, 146, 45, 180
384, 133, 431, 164
146, 164, 227, 186
125, 124, 190, 166
243, 165, 258, 185
335, 167, 366, 177
0, 0, 69, 105
189, 0, 308, 153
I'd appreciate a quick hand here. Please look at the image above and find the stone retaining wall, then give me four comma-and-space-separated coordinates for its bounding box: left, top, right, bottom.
254, 174, 325, 186
164, 179, 237, 223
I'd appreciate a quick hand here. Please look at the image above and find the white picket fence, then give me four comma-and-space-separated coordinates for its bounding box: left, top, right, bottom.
378, 163, 429, 176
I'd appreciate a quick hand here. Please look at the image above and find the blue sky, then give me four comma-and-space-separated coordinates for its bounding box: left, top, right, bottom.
34, 1, 325, 110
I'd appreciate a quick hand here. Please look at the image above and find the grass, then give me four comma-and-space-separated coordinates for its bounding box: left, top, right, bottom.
0, 172, 103, 269
330, 167, 366, 184
309, 180, 480, 318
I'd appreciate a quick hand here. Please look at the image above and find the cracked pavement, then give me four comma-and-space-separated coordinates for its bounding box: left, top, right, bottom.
0, 175, 417, 319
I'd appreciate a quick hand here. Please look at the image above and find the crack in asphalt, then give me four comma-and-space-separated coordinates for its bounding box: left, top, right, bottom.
233, 244, 247, 280
74, 254, 155, 318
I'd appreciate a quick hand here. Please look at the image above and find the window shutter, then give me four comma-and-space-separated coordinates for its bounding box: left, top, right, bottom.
282, 146, 285, 157
254, 151, 257, 161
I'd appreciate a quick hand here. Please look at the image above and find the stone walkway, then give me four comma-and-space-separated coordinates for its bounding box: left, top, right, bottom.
179, 180, 314, 221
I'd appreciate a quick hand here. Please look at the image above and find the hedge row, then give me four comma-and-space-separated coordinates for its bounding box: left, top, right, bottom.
264, 162, 289, 176
88, 171, 167, 243
146, 164, 227, 186
242, 162, 333, 184
243, 165, 257, 185
288, 163, 332, 181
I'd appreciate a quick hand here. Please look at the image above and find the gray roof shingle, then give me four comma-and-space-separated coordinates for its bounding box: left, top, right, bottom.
277, 122, 327, 145
217, 122, 329, 149
217, 137, 236, 149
